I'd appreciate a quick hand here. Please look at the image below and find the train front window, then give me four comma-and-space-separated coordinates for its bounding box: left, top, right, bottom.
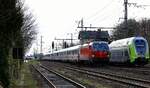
92, 43, 109, 51
134, 39, 146, 54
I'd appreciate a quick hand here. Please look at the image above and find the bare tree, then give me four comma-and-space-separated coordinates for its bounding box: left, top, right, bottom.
0, 0, 37, 87
111, 19, 139, 40
13, 0, 37, 53
139, 18, 150, 49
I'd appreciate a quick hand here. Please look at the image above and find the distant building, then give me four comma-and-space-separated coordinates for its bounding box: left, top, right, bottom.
78, 29, 110, 44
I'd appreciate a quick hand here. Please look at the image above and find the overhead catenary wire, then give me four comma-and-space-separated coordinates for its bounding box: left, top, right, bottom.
83, 0, 123, 27
92, 6, 123, 26
84, 0, 116, 21
127, 1, 150, 20
86, 1, 123, 27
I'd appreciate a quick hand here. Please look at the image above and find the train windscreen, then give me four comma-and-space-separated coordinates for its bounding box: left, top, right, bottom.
134, 39, 146, 55
92, 42, 109, 51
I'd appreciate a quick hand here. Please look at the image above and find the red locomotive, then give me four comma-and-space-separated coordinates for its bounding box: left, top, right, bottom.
42, 41, 110, 64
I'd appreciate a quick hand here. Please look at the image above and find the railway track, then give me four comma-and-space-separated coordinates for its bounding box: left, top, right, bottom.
107, 65, 150, 74
32, 64, 86, 88
62, 65, 150, 88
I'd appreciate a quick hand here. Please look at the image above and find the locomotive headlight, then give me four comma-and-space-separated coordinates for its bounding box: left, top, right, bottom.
137, 52, 144, 57
107, 54, 110, 57
92, 54, 95, 57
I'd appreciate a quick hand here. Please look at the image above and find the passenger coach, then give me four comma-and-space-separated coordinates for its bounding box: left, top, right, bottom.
42, 41, 110, 64
109, 37, 150, 65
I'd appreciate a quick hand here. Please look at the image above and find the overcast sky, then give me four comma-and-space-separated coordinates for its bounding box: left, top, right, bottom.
24, 0, 150, 55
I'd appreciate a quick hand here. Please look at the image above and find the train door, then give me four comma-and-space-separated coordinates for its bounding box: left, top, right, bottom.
123, 47, 130, 62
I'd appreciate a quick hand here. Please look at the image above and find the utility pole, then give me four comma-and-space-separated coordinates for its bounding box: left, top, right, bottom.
36, 39, 39, 54
55, 38, 77, 48
124, 0, 128, 30
67, 33, 73, 46
80, 18, 84, 44
40, 36, 43, 54
81, 18, 84, 31
71, 33, 73, 46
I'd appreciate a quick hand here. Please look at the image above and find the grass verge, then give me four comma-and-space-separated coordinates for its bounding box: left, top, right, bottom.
10, 60, 39, 88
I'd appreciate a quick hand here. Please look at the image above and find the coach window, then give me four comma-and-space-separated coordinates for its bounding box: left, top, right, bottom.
71, 51, 73, 55
68, 51, 70, 55
75, 50, 78, 54
125, 49, 128, 56
63, 52, 65, 55
74, 50, 75, 55
73, 50, 76, 55
72, 50, 74, 55
119, 50, 122, 56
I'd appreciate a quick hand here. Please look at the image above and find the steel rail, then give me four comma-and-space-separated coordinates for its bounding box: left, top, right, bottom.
39, 64, 86, 88
32, 65, 56, 88
64, 66, 150, 88
108, 66, 150, 74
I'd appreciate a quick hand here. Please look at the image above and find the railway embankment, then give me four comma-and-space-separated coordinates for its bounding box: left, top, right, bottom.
41, 61, 150, 88
41, 61, 126, 88
10, 60, 40, 88
12, 60, 150, 88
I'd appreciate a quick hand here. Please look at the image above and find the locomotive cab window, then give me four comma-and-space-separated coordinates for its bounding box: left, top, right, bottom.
92, 43, 109, 51
134, 39, 146, 54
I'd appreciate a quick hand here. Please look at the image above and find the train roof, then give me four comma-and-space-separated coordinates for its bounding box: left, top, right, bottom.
52, 45, 81, 54
109, 37, 146, 48
90, 41, 108, 44
46, 41, 109, 55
